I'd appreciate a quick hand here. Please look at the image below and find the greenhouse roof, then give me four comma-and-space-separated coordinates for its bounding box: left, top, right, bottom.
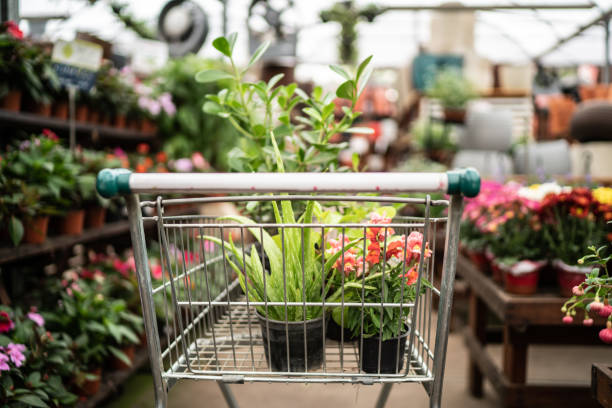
20, 0, 612, 67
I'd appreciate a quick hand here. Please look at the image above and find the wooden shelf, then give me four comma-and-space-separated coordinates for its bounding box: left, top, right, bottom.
592, 363, 612, 408
75, 344, 150, 408
0, 109, 156, 144
0, 220, 132, 266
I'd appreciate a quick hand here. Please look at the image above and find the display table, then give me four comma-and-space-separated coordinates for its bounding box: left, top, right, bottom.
457, 254, 604, 408
592, 363, 612, 407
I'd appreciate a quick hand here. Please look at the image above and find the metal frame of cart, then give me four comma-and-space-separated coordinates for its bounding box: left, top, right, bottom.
97, 169, 480, 408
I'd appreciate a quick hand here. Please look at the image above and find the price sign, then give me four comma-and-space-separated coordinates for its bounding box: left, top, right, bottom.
51, 40, 103, 91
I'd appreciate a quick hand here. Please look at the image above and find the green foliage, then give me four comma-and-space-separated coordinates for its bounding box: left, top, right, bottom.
152, 55, 239, 170
0, 307, 78, 407
426, 68, 476, 110
410, 120, 457, 154
45, 280, 142, 369
198, 33, 371, 175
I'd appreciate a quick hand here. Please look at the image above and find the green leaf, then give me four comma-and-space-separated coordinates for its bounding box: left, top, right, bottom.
195, 69, 234, 83
356, 55, 373, 82
336, 80, 355, 100
212, 36, 232, 57
202, 101, 224, 115
228, 32, 238, 53
345, 127, 374, 134
329, 64, 351, 80
358, 67, 373, 97
246, 41, 270, 70
16, 394, 48, 408
108, 346, 132, 367
351, 153, 360, 172
8, 216, 23, 246
267, 73, 284, 89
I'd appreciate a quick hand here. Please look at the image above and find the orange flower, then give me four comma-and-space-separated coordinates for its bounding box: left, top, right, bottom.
385, 239, 405, 260
402, 265, 418, 286
135, 163, 147, 173
137, 143, 150, 155
144, 157, 154, 168
156, 151, 168, 163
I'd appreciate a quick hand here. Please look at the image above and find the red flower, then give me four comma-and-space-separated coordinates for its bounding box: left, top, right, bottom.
0, 311, 14, 333
366, 241, 381, 264
385, 240, 404, 260
156, 151, 167, 163
402, 265, 418, 286
42, 129, 58, 141
599, 322, 612, 344
4, 21, 23, 39
137, 143, 150, 155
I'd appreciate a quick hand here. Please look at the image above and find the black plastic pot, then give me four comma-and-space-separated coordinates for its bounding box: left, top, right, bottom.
326, 318, 358, 342
257, 313, 325, 372
359, 329, 410, 374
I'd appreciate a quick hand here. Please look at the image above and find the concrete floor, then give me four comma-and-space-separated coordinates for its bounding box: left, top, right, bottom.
103, 330, 611, 408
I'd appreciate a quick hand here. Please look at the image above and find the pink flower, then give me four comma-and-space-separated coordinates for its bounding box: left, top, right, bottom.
5, 343, 26, 367
151, 264, 163, 280
27, 312, 44, 327
0, 353, 9, 371
590, 301, 604, 312
113, 147, 127, 158
42, 128, 58, 141
572, 286, 584, 296
191, 152, 208, 170
0, 311, 14, 333
173, 158, 194, 172
583, 318, 594, 327
599, 323, 612, 344
159, 93, 176, 116
562, 315, 573, 324
599, 305, 612, 318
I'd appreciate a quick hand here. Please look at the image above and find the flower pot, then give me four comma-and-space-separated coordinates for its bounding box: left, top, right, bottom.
53, 100, 69, 120
326, 317, 358, 342
466, 249, 489, 274
359, 329, 409, 374
554, 259, 591, 297
58, 210, 85, 236
88, 109, 100, 124
443, 108, 466, 124
486, 249, 501, 283
257, 313, 324, 372
140, 119, 157, 134
1, 89, 21, 111
114, 114, 126, 128
76, 104, 89, 122
110, 345, 135, 371
85, 206, 106, 229
23, 216, 50, 244
77, 367, 102, 397
31, 102, 52, 117
501, 260, 546, 295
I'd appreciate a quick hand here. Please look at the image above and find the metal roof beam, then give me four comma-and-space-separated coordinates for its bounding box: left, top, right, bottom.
384, 4, 596, 12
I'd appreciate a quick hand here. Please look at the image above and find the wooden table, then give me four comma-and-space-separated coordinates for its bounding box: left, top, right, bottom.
592, 364, 612, 407
457, 254, 605, 408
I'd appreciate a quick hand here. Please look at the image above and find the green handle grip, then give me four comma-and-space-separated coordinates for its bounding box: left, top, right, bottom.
96, 169, 132, 198
446, 168, 481, 198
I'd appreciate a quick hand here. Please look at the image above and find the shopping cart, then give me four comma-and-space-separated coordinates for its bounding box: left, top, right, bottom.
96, 169, 480, 408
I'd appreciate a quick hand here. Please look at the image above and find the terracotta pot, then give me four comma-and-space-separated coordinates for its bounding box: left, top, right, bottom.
58, 210, 85, 236
110, 345, 135, 371
140, 119, 157, 134
76, 104, 89, 122
1, 89, 21, 111
53, 100, 69, 120
78, 367, 102, 397
88, 110, 100, 124
554, 259, 591, 297
114, 113, 126, 128
443, 108, 466, 124
466, 249, 489, 274
85, 206, 106, 229
31, 102, 52, 117
501, 260, 546, 295
23, 216, 50, 244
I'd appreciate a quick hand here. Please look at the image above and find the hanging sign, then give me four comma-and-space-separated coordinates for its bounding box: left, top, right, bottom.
51, 40, 103, 91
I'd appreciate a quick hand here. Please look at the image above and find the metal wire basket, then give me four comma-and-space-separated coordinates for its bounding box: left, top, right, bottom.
97, 170, 480, 408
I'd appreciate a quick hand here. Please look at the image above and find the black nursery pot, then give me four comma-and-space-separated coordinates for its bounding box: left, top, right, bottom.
326, 318, 358, 342
359, 329, 410, 374
257, 313, 325, 372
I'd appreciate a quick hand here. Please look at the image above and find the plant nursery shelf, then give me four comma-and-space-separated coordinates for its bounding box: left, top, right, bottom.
0, 109, 156, 144
591, 363, 612, 407
458, 254, 604, 408
0, 220, 133, 265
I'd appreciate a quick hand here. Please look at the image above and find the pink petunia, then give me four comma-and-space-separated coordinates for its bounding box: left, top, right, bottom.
0, 353, 9, 371
27, 312, 44, 327
5, 343, 26, 367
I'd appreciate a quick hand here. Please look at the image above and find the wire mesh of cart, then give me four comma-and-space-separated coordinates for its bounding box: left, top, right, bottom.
96, 169, 480, 408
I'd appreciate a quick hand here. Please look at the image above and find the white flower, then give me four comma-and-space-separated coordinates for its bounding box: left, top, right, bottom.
517, 182, 568, 202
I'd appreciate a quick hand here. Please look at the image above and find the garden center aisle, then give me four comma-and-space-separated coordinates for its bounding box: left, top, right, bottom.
104, 332, 610, 407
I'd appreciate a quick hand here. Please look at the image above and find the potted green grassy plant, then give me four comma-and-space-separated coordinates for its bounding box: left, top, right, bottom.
426, 68, 476, 124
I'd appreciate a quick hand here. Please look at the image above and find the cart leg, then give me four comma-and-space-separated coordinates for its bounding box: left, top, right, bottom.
375, 383, 393, 408
126, 195, 168, 408
218, 382, 240, 408
468, 291, 486, 397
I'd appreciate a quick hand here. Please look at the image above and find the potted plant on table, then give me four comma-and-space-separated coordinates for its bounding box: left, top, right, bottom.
326, 212, 432, 374
0, 306, 79, 407
0, 21, 27, 111
21, 46, 60, 117
540, 187, 609, 296
426, 68, 476, 124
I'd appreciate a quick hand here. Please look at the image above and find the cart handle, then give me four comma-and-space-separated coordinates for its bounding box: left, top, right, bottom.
96, 168, 480, 198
